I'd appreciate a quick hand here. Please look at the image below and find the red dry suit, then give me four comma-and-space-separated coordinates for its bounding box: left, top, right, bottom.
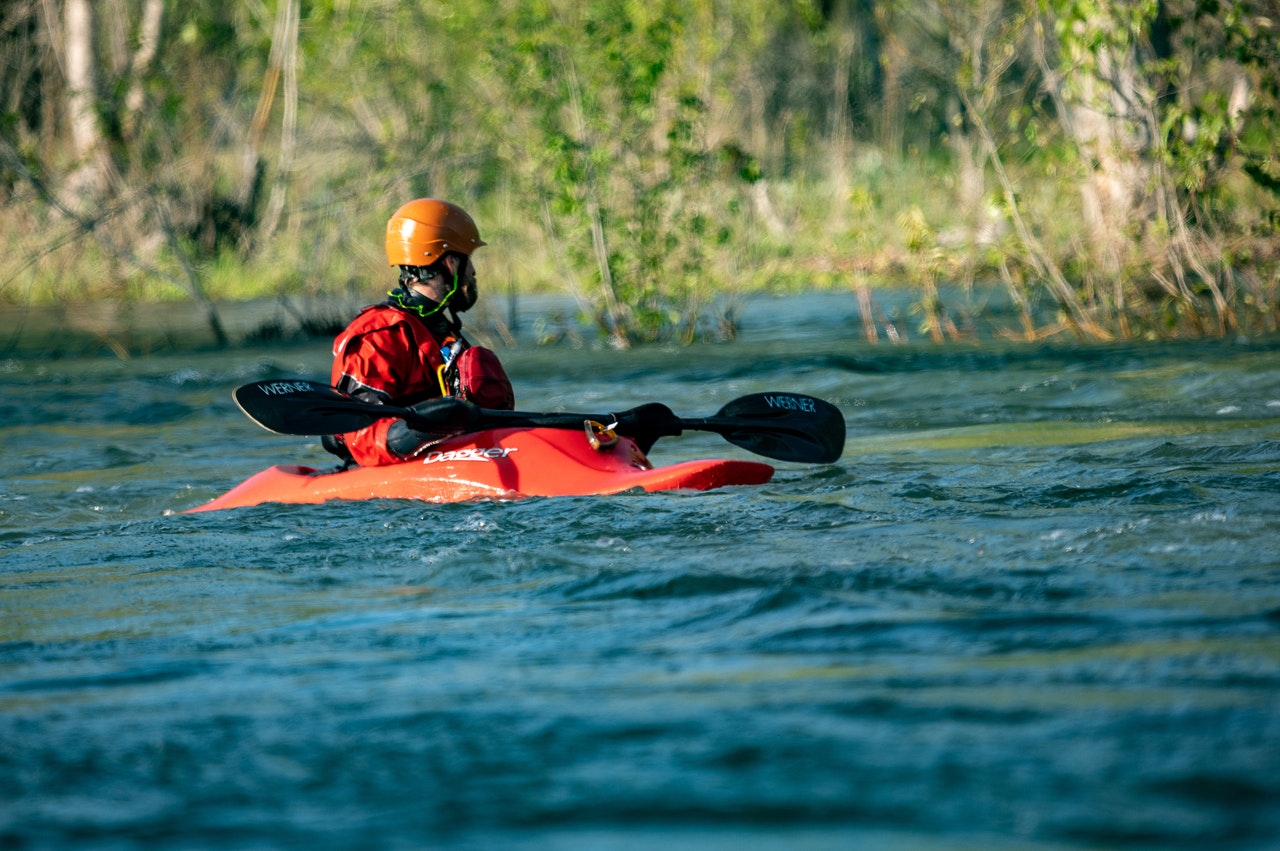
327, 302, 513, 467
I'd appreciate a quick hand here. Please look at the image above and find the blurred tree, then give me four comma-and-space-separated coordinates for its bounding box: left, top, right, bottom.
1033, 0, 1279, 335
1, 0, 1275, 346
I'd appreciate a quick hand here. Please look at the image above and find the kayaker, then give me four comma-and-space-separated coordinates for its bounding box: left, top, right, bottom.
323, 198, 515, 467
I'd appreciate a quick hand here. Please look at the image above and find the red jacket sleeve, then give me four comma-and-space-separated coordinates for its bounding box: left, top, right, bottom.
332, 322, 421, 467
342, 416, 400, 468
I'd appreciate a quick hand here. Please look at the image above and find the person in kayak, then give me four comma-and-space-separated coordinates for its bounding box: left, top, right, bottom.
323, 198, 515, 467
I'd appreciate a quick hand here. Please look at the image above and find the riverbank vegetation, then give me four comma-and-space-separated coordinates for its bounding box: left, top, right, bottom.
2, 0, 1277, 348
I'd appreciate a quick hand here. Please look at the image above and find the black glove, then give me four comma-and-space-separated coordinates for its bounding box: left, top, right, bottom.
612, 402, 682, 454
386, 396, 482, 459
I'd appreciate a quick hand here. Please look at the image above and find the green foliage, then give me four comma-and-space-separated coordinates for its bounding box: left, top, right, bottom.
473, 0, 740, 344
1, 0, 1276, 345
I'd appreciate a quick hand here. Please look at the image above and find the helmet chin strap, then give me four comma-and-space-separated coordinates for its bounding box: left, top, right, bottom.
387, 268, 466, 335
394, 255, 473, 313
438, 255, 476, 314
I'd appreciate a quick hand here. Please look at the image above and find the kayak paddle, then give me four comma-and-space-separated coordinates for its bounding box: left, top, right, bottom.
232, 379, 845, 464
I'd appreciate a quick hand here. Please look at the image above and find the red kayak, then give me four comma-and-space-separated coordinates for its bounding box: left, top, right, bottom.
187, 425, 774, 512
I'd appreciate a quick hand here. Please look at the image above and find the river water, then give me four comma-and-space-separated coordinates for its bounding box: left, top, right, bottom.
3, 294, 1279, 849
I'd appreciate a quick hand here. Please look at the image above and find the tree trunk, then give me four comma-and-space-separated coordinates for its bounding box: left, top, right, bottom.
1037, 5, 1157, 279
1071, 61, 1152, 277
60, 0, 104, 206
122, 0, 164, 139
257, 0, 300, 243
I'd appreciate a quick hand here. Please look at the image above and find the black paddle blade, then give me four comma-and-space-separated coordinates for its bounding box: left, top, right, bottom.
688, 392, 846, 464
233, 379, 409, 435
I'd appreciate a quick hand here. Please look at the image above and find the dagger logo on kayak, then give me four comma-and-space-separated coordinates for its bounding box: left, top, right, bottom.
762, 394, 818, 413
420, 447, 519, 464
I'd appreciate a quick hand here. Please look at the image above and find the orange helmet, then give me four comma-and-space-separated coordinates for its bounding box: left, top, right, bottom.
385, 199, 486, 267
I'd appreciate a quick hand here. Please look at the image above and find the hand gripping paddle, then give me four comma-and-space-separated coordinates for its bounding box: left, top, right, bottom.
232, 379, 845, 464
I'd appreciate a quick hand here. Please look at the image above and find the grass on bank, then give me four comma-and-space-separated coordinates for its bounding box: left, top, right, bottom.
0, 150, 1020, 299
3, 146, 1276, 349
